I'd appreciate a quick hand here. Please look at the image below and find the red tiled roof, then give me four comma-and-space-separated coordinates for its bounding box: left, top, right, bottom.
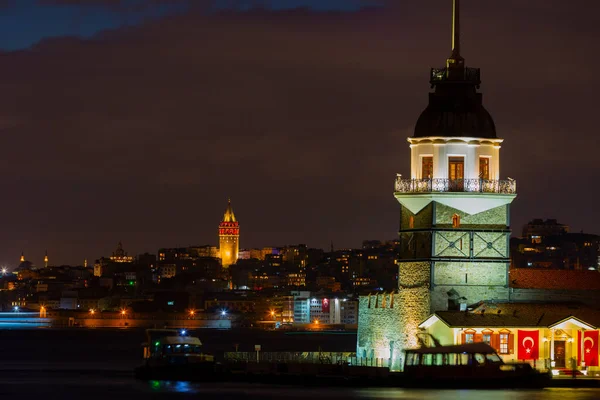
435, 302, 600, 328
509, 268, 600, 290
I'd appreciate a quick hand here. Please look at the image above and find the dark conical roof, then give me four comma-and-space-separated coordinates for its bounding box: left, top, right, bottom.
414, 85, 497, 138
413, 0, 496, 139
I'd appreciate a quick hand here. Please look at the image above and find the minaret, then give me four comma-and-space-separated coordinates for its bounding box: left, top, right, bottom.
218, 199, 239, 269
44, 251, 49, 268
20, 252, 25, 263
357, 0, 517, 371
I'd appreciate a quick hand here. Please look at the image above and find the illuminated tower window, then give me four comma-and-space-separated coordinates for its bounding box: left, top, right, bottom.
452, 214, 461, 228
421, 156, 433, 178
479, 157, 490, 179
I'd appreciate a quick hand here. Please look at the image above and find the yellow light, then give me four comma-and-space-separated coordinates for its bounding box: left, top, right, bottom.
189, 310, 195, 316
90, 309, 95, 315
121, 309, 126, 315
314, 320, 319, 325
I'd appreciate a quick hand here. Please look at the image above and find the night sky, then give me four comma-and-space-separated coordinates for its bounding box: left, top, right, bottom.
0, 0, 598, 267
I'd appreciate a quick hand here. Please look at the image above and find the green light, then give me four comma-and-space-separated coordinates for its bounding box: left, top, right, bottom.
129, 281, 134, 286
155, 341, 160, 346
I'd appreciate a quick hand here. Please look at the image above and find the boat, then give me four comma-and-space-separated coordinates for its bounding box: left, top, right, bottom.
134, 329, 227, 381
401, 342, 552, 388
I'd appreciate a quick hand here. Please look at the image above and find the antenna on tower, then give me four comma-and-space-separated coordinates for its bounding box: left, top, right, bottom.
447, 0, 465, 70
452, 0, 460, 58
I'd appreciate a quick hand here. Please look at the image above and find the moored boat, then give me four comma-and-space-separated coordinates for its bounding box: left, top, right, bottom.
401, 342, 551, 388
134, 329, 226, 381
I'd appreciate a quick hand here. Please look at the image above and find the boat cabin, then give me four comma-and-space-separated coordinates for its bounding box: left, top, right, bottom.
404, 342, 535, 380
142, 329, 214, 364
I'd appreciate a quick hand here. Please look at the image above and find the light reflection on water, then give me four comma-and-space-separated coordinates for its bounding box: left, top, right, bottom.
2, 373, 599, 399
146, 381, 600, 400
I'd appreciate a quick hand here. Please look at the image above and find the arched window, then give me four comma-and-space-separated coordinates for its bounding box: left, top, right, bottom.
452, 214, 461, 228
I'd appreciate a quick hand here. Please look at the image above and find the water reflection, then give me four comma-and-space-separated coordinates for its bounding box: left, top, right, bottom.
144, 381, 600, 400
148, 380, 196, 393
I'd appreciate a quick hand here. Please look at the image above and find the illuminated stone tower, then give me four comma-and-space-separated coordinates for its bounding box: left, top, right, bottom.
218, 199, 239, 269
357, 0, 516, 370
20, 252, 25, 263
44, 250, 49, 268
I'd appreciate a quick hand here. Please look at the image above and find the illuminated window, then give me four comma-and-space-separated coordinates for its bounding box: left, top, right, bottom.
483, 334, 491, 345
479, 157, 490, 180
465, 333, 474, 344
499, 333, 509, 354
421, 156, 433, 178
452, 214, 461, 228
448, 157, 464, 180
409, 216, 414, 229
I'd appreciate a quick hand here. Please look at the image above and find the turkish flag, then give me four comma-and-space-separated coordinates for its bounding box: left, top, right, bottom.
578, 331, 599, 367
517, 330, 539, 360
322, 298, 330, 313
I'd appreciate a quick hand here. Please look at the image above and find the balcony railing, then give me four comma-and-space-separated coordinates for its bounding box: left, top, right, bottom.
430, 67, 481, 85
394, 178, 516, 194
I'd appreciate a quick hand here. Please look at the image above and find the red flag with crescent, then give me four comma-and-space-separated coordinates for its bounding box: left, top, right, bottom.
517, 330, 539, 360
322, 298, 330, 313
578, 331, 599, 367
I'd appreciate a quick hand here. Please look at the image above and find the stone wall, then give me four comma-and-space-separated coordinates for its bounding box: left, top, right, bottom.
433, 231, 470, 257
431, 260, 508, 311
398, 231, 432, 259
356, 288, 430, 371
433, 261, 508, 286
433, 231, 508, 259
398, 261, 430, 288
400, 204, 433, 230
435, 203, 508, 229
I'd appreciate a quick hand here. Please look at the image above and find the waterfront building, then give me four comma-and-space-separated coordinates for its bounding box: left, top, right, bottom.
357, 0, 517, 370
419, 302, 600, 374
219, 199, 239, 269
292, 291, 358, 326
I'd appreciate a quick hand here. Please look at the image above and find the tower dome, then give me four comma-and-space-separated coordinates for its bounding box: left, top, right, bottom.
414, 92, 496, 138
413, 0, 496, 139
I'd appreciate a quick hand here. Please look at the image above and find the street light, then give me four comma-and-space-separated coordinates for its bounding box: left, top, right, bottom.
90, 309, 96, 315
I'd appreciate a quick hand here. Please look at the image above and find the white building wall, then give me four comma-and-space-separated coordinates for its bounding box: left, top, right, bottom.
409, 137, 503, 180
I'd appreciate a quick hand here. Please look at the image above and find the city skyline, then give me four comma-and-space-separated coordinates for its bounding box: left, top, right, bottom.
1, 0, 599, 265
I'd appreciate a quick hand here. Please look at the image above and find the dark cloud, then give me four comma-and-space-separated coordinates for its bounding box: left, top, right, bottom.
1, 1, 599, 265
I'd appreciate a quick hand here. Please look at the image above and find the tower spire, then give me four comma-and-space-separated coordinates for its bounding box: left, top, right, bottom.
447, 0, 465, 70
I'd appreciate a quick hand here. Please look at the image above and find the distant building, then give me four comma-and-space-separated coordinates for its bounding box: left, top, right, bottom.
512, 221, 600, 270
110, 242, 134, 263
522, 219, 570, 243
219, 200, 239, 269
292, 292, 357, 325
287, 273, 306, 287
